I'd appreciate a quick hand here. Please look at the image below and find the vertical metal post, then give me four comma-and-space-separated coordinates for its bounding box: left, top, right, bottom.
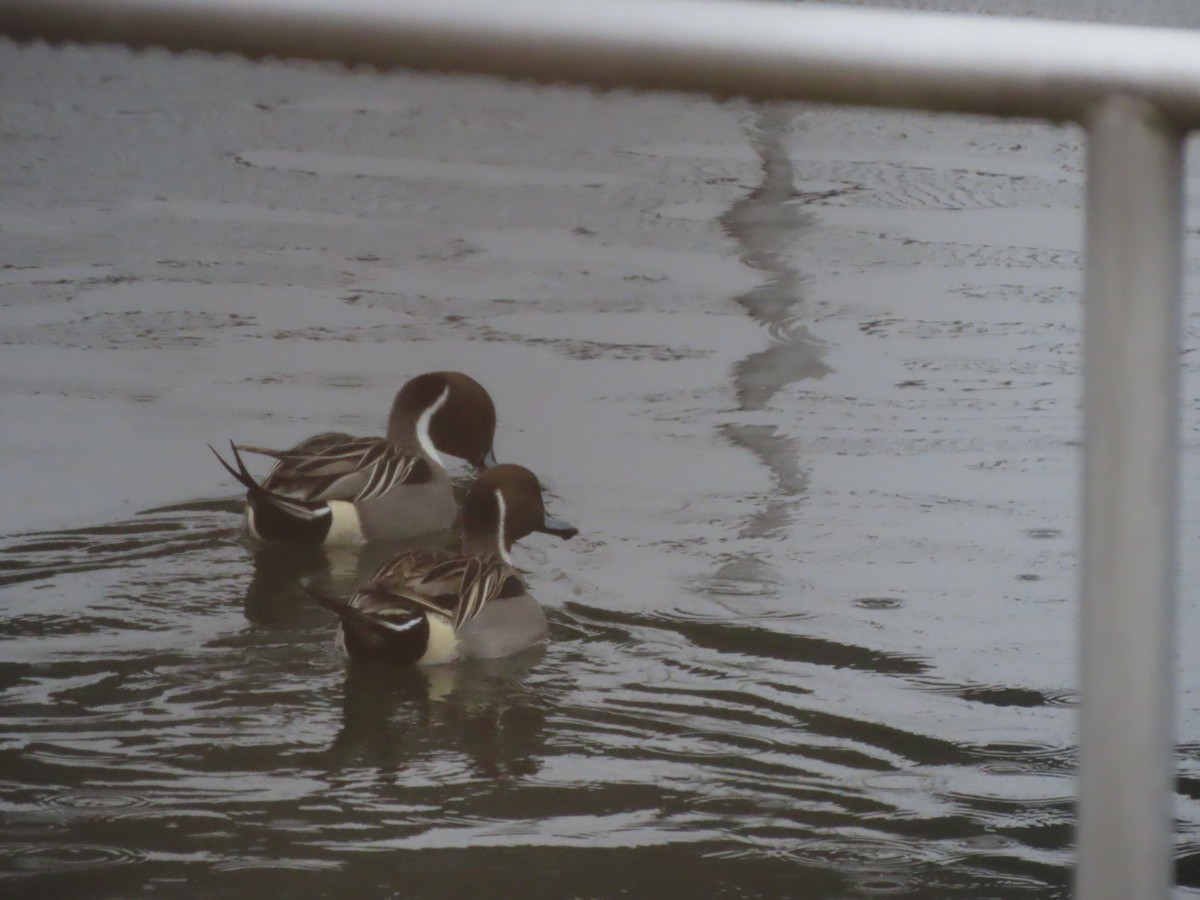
1078, 95, 1183, 899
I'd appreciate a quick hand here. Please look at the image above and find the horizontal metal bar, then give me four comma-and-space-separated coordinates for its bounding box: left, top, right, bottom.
6, 0, 1200, 125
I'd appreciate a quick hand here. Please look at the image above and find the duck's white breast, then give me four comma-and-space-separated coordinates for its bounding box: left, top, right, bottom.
419, 614, 461, 666
324, 500, 366, 545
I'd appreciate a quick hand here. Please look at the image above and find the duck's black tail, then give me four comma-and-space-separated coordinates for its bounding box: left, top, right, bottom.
302, 583, 430, 664
209, 442, 332, 544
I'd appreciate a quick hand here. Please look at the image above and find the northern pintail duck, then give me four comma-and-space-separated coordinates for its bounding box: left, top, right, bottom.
310, 464, 577, 664
211, 371, 497, 545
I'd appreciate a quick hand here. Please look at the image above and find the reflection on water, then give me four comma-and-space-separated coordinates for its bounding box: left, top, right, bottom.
718, 109, 835, 548
327, 652, 548, 779
720, 107, 835, 414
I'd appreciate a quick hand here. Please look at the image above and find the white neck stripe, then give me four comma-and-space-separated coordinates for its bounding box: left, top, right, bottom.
495, 487, 512, 564
415, 383, 451, 468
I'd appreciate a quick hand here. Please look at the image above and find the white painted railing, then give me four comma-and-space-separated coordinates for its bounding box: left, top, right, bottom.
2, 1, 1197, 895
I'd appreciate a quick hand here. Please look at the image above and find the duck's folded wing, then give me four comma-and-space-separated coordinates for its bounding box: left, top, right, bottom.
239, 434, 379, 475
367, 550, 459, 593
356, 583, 458, 621
453, 556, 521, 631
356, 448, 431, 501
358, 553, 520, 631
238, 437, 431, 502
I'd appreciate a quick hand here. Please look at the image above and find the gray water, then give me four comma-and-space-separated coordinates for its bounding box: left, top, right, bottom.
4, 4, 1200, 897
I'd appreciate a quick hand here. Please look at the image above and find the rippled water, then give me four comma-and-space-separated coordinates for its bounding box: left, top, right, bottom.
5, 4, 1200, 897
0, 503, 1077, 897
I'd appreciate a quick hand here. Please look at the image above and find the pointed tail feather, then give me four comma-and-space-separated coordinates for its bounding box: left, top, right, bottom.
210, 442, 329, 522
211, 442, 334, 543
302, 582, 371, 625
209, 441, 259, 492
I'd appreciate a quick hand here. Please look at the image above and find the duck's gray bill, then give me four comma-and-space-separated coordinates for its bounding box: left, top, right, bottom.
538, 514, 579, 540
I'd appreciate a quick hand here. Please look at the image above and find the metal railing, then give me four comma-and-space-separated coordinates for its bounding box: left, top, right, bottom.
2, 1, 1197, 895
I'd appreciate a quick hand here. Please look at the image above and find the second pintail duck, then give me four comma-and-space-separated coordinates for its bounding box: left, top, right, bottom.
211, 371, 497, 545
309, 464, 578, 664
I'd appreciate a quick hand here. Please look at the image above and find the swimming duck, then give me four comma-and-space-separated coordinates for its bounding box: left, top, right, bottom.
310, 464, 578, 664
211, 371, 497, 545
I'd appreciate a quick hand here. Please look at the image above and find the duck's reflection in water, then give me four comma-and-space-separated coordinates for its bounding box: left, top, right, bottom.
325, 647, 549, 779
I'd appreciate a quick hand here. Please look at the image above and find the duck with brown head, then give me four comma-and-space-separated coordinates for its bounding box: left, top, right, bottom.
385, 371, 497, 473
310, 464, 578, 665
210, 372, 499, 545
